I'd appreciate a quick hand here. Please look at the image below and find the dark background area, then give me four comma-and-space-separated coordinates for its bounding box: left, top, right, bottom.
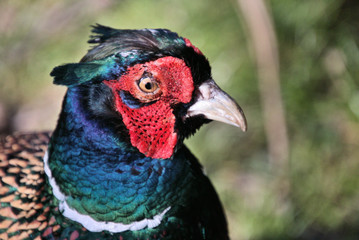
1, 0, 359, 239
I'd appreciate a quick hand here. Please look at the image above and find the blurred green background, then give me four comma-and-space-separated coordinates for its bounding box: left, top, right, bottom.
1, 0, 359, 239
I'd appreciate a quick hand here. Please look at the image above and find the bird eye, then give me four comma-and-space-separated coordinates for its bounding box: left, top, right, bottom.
138, 77, 159, 93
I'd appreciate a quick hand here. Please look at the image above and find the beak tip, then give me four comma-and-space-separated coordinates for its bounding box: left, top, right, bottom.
237, 119, 247, 132
242, 125, 248, 132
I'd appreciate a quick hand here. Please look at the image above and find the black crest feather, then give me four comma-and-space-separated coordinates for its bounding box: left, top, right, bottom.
88, 24, 123, 44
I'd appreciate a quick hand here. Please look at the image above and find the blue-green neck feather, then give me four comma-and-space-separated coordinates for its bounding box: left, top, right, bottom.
48, 87, 194, 224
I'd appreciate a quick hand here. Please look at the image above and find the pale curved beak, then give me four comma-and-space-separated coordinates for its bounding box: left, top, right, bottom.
186, 79, 247, 132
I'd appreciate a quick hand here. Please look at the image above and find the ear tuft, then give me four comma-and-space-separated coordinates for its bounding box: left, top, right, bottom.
50, 57, 120, 87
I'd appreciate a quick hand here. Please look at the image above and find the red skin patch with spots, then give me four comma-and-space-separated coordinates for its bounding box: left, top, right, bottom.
184, 38, 203, 55
105, 56, 194, 159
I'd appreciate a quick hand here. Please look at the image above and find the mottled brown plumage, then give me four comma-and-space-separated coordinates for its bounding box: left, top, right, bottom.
0, 132, 60, 240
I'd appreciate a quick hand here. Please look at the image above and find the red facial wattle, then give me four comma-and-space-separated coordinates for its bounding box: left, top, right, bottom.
105, 56, 194, 159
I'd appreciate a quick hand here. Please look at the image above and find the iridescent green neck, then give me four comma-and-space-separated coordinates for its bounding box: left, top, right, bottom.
46, 87, 194, 233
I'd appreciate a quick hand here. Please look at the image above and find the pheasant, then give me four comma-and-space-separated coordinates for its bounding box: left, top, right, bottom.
0, 25, 247, 240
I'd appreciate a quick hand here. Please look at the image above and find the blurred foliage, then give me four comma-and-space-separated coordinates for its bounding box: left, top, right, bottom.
1, 0, 359, 239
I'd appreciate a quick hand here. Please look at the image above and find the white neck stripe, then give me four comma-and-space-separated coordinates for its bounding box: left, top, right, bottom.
43, 151, 171, 233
